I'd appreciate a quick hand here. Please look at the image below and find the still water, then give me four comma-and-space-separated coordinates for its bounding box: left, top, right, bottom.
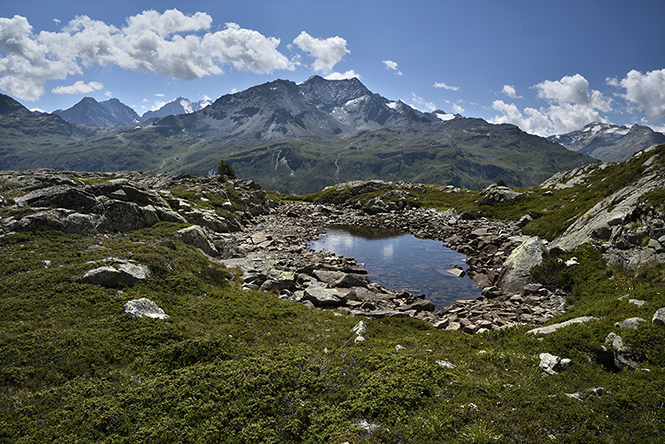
306, 226, 482, 310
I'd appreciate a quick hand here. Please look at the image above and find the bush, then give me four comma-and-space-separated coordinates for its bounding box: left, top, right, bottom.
218, 160, 237, 179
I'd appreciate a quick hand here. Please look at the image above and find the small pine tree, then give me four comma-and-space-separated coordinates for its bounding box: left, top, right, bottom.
217, 160, 237, 179
496, 179, 507, 187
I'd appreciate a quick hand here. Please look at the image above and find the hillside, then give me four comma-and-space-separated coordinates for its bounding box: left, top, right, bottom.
0, 145, 664, 442
0, 77, 594, 193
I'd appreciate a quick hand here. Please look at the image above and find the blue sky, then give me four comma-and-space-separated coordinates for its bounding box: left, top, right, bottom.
1, 0, 664, 136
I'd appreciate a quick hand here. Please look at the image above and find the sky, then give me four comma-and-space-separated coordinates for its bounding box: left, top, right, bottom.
1, 0, 664, 136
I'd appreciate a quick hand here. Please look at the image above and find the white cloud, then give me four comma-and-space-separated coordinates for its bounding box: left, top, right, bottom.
502, 84, 517, 98
491, 100, 551, 136
292, 31, 349, 74
382, 60, 402, 75
325, 70, 360, 80
491, 74, 613, 136
434, 82, 459, 91
452, 103, 465, 114
617, 69, 665, 122
0, 10, 294, 101
410, 93, 436, 112
155, 93, 165, 97
51, 80, 103, 94
104, 91, 112, 98
535, 74, 611, 111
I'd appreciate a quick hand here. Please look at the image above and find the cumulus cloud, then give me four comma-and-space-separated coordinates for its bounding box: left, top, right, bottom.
325, 70, 360, 80
491, 73, 613, 136
617, 69, 665, 122
452, 103, 465, 114
0, 10, 294, 101
434, 82, 459, 91
292, 31, 349, 74
491, 100, 550, 135
382, 60, 402, 75
502, 84, 517, 98
410, 93, 436, 112
51, 80, 103, 94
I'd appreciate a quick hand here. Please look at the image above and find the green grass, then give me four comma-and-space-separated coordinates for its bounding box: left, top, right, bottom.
1, 223, 664, 443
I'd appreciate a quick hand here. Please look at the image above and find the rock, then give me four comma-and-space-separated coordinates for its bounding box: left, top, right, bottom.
526, 316, 597, 335
398, 298, 436, 312
123, 298, 169, 319
479, 184, 523, 205
653, 307, 665, 326
497, 237, 548, 294
395, 345, 405, 351
539, 353, 568, 375
615, 317, 647, 330
176, 225, 219, 257
436, 360, 456, 369
351, 320, 367, 335
611, 335, 643, 370
14, 209, 101, 233
333, 273, 368, 288
14, 185, 99, 211
481, 286, 502, 298
302, 287, 346, 308
78, 260, 151, 287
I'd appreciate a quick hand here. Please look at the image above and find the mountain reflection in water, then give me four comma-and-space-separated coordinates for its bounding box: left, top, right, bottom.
306, 226, 482, 310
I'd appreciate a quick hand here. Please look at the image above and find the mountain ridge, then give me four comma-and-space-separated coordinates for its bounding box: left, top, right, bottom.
53, 97, 141, 126
548, 121, 665, 162
0, 76, 593, 193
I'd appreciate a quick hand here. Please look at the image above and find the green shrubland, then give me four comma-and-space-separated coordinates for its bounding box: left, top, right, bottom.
2, 147, 665, 442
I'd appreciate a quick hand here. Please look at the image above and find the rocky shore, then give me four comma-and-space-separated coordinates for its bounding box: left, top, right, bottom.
222, 201, 568, 333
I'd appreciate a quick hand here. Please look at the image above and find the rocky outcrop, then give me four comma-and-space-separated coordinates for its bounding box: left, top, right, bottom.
0, 170, 272, 237
547, 146, 665, 269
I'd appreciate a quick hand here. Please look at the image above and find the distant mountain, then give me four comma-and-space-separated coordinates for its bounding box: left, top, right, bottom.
0, 77, 593, 194
548, 122, 665, 162
157, 76, 450, 141
54, 97, 141, 126
0, 94, 34, 117
141, 97, 211, 121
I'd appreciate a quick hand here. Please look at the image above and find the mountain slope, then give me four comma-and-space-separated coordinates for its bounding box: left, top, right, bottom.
548, 121, 665, 162
54, 97, 141, 126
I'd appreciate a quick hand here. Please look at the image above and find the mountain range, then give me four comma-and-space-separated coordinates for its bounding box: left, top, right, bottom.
52, 96, 212, 126
548, 121, 665, 162
1, 76, 594, 193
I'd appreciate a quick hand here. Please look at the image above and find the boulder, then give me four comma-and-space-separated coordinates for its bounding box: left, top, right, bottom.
78, 260, 151, 287
14, 185, 99, 211
611, 335, 643, 370
653, 307, 665, 327
614, 317, 647, 330
479, 185, 523, 205
176, 225, 219, 257
539, 353, 570, 375
14, 209, 101, 233
303, 287, 346, 308
497, 237, 548, 294
123, 298, 169, 319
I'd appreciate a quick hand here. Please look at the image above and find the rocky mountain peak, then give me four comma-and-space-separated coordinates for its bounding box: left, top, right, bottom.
549, 121, 665, 162
54, 96, 141, 127
0, 93, 34, 117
